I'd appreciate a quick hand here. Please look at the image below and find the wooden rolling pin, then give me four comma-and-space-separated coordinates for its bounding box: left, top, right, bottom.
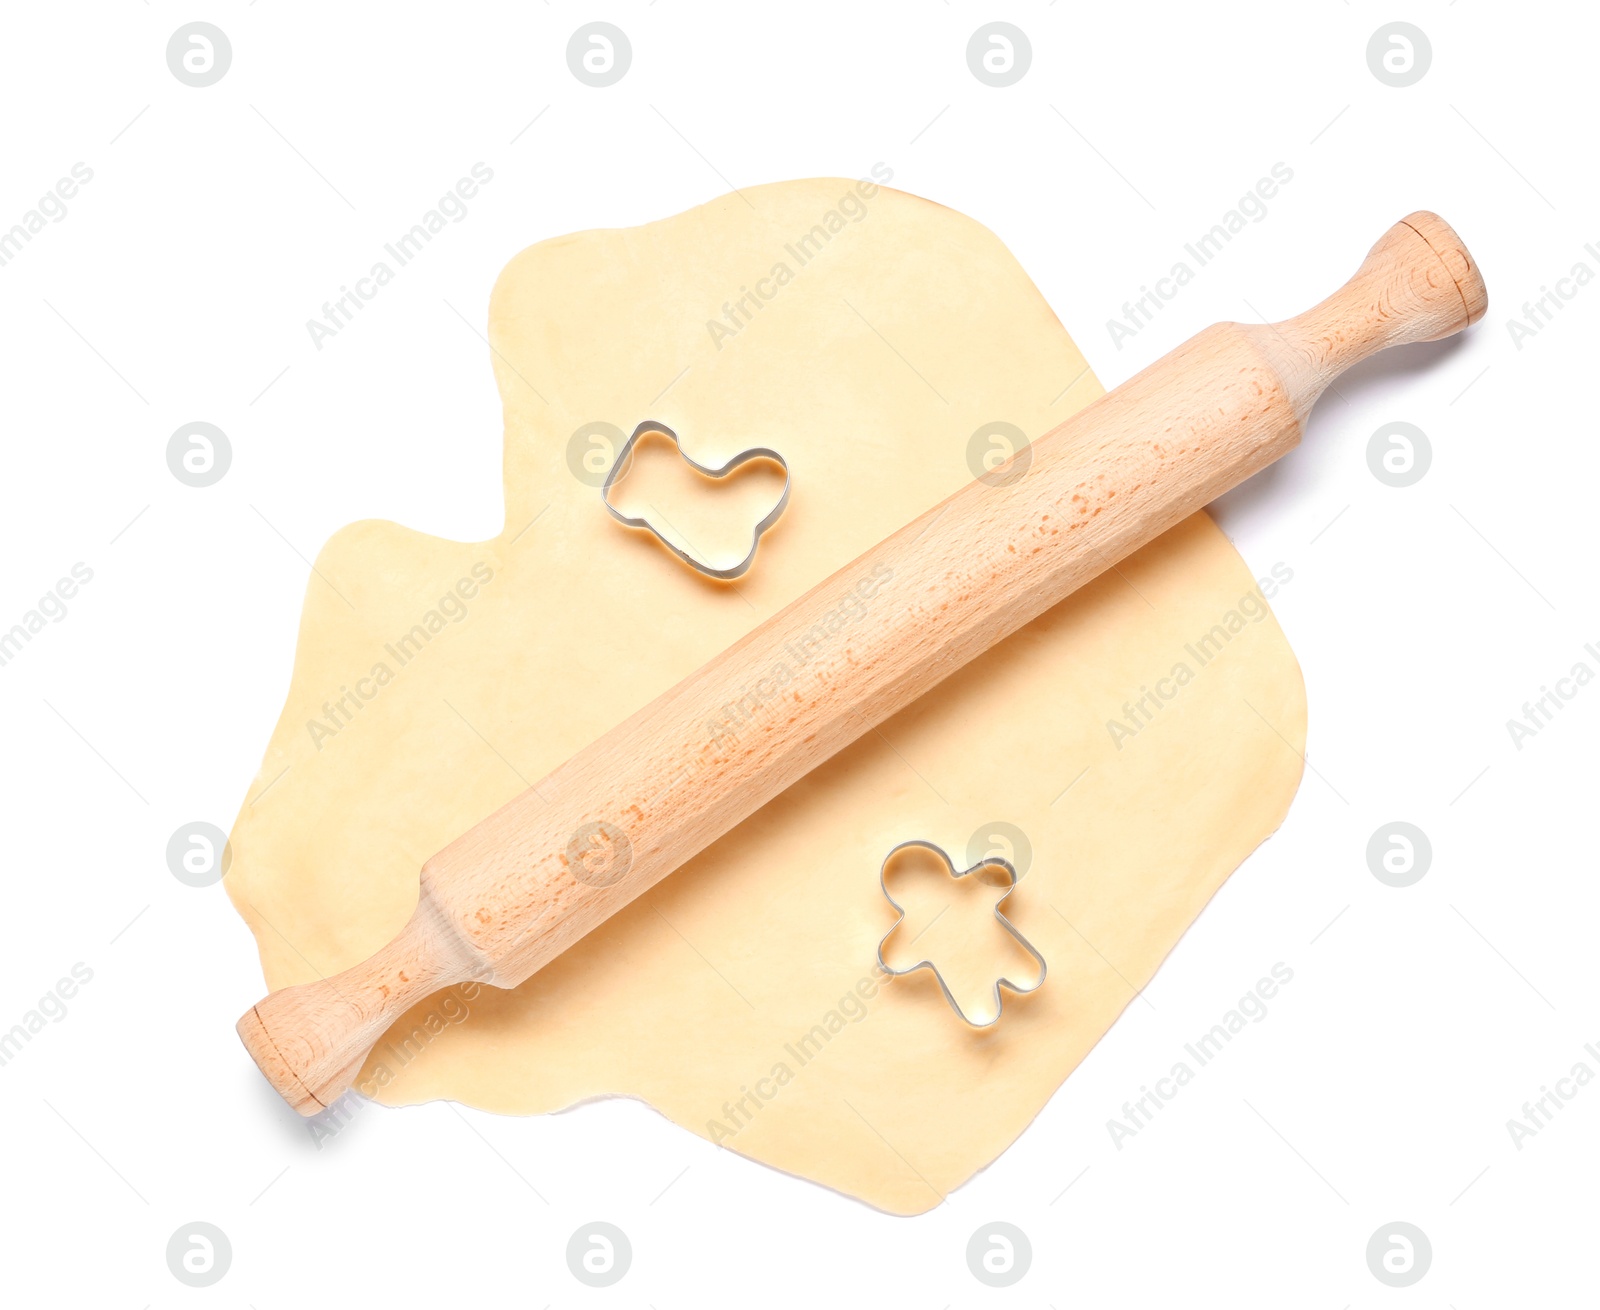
241, 212, 1485, 1114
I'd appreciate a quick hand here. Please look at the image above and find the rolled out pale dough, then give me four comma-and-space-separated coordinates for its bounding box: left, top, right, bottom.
225, 177, 1306, 1214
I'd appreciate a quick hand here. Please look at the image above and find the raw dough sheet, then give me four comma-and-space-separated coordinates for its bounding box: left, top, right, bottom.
226, 177, 1306, 1214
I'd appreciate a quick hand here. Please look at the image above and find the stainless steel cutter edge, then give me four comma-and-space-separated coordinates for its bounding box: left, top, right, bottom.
875, 839, 1047, 1028
601, 420, 790, 581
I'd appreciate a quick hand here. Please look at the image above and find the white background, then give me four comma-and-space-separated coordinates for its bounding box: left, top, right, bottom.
1, 2, 1595, 1304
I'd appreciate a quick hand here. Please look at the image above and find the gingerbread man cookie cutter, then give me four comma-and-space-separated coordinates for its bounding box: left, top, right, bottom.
601, 420, 790, 581
875, 839, 1047, 1027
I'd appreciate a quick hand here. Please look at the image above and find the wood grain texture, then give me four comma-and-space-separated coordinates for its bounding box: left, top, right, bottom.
239, 212, 1487, 1114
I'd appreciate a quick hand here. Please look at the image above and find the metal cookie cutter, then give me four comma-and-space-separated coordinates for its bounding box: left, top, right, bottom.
875, 839, 1046, 1027
601, 420, 790, 581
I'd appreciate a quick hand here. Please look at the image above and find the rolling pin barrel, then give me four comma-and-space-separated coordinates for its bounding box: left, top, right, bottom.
240, 213, 1485, 1114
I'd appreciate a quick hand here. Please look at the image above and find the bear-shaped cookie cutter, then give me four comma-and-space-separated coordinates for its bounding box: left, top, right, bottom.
601, 420, 790, 581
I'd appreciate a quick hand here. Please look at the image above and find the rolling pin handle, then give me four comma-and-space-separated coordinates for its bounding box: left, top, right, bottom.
236, 896, 484, 1116
1260, 210, 1487, 422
